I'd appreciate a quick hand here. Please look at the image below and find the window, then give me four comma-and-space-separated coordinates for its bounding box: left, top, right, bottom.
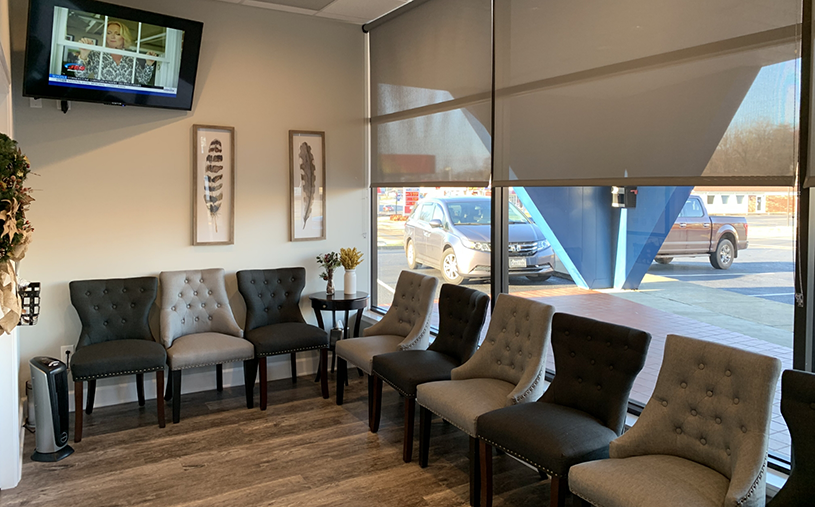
737, 195, 745, 204
721, 195, 730, 204
707, 195, 715, 205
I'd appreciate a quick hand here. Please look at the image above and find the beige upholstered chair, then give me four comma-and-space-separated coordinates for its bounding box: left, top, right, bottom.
569, 334, 782, 507
159, 268, 255, 423
416, 293, 555, 506
334, 271, 438, 421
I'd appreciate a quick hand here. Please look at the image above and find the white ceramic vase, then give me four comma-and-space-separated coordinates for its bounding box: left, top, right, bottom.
344, 268, 356, 295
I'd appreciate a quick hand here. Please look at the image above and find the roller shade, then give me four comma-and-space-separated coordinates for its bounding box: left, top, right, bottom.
493, 0, 802, 187
368, 0, 492, 187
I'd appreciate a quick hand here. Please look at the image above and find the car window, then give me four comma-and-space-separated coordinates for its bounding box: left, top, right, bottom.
432, 205, 445, 222
508, 203, 530, 224
447, 202, 490, 225
681, 198, 704, 218
419, 203, 434, 222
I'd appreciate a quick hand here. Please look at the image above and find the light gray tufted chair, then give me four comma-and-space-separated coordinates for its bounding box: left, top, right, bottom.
334, 270, 438, 422
569, 334, 782, 507
159, 268, 255, 423
416, 293, 555, 507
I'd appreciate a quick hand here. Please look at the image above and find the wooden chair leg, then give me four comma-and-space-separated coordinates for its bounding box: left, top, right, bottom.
156, 369, 165, 428
290, 352, 297, 383
336, 358, 347, 406
74, 381, 83, 443
259, 356, 268, 411
550, 475, 567, 507
403, 397, 416, 462
419, 406, 432, 468
480, 440, 493, 507
367, 374, 375, 425
165, 370, 173, 401
370, 375, 383, 433
136, 373, 145, 406
244, 359, 257, 409
216, 364, 223, 392
319, 348, 329, 399
469, 436, 481, 507
172, 370, 182, 424
85, 379, 96, 415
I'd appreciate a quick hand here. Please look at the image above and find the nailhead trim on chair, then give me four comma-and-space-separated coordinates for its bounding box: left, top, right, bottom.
738, 462, 765, 506
420, 403, 476, 438
478, 435, 560, 477
379, 374, 416, 399
169, 355, 255, 371
256, 343, 328, 357
511, 371, 543, 403
72, 365, 164, 381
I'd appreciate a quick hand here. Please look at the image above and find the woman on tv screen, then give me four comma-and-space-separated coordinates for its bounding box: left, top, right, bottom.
74, 20, 157, 85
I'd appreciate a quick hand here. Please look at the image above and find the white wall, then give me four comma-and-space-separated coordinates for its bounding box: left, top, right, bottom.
8, 0, 367, 410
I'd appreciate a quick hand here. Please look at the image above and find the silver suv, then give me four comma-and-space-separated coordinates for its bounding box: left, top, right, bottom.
404, 196, 556, 284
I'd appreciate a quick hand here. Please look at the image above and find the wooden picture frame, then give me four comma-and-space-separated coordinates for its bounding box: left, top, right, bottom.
289, 130, 326, 241
193, 125, 235, 245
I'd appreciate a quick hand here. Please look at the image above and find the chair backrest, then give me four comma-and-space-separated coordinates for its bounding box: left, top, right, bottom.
159, 268, 243, 348
615, 334, 781, 483
69, 277, 158, 349
237, 268, 306, 332
539, 313, 651, 435
428, 284, 489, 364
767, 369, 815, 506
452, 293, 554, 392
363, 271, 438, 346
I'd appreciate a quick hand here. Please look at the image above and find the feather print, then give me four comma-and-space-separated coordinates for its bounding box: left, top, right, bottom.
204, 139, 225, 233
299, 142, 316, 229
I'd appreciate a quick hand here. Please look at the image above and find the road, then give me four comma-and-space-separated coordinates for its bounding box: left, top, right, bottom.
375, 214, 794, 306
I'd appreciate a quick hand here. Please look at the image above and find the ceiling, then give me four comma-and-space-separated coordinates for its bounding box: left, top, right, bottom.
209, 0, 412, 25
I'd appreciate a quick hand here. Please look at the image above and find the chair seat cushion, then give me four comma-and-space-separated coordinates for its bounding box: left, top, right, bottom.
246, 322, 328, 356
373, 350, 460, 398
335, 335, 405, 375
477, 402, 617, 476
417, 378, 515, 437
167, 332, 254, 370
71, 339, 166, 381
569, 454, 730, 507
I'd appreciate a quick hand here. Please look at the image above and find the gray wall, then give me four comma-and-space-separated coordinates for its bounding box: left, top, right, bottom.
8, 0, 367, 406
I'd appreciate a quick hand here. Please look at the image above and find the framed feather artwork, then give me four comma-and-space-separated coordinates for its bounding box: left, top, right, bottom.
192, 125, 235, 245
289, 130, 326, 241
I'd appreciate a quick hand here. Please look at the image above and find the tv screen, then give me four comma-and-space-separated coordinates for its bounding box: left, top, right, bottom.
23, 0, 203, 111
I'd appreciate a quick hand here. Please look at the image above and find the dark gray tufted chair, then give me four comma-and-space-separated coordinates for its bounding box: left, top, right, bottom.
767, 369, 815, 506
159, 268, 255, 423
569, 334, 782, 507
334, 270, 438, 424
69, 277, 166, 442
370, 284, 490, 462
477, 313, 651, 507
237, 268, 329, 411
416, 293, 555, 507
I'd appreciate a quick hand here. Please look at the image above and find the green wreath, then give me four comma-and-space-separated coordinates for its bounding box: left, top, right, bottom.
0, 134, 34, 264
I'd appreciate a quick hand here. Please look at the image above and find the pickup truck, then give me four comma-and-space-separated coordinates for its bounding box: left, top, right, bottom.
655, 195, 748, 269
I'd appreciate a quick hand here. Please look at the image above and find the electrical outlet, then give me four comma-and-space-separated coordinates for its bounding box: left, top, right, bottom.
60, 345, 75, 366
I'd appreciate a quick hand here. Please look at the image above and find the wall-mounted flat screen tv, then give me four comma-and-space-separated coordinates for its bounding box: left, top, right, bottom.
23, 0, 203, 111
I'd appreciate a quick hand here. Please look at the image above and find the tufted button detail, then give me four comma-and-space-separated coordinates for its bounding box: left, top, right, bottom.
194, 291, 198, 296
181, 319, 185, 324
716, 417, 722, 424
208, 316, 212, 321
590, 359, 595, 365
691, 409, 697, 416
707, 390, 713, 397
726, 448, 731, 456
208, 290, 212, 295
103, 321, 108, 326
506, 346, 511, 351
140, 288, 144, 293
251, 280, 255, 284
285, 292, 290, 297
577, 377, 583, 383
264, 281, 268, 285
178, 293, 182, 298
570, 352, 575, 357
675, 428, 682, 434
258, 294, 263, 298
201, 303, 206, 308
112, 304, 117, 309
680, 382, 687, 389
564, 331, 569, 335
130, 303, 135, 308
609, 365, 614, 371
184, 279, 188, 284
195, 317, 199, 322
497, 360, 501, 365
278, 306, 282, 310
217, 304, 221, 308
187, 304, 192, 309
93, 305, 99, 310
277, 279, 282, 284
399, 320, 403, 323
606, 341, 611, 347
103, 289, 108, 294
623, 345, 629, 350
86, 291, 91, 296
596, 384, 602, 391
733, 398, 739, 405
587, 335, 592, 341
172, 306, 176, 311
502, 328, 506, 333
199, 279, 203, 283
511, 365, 515, 370
725, 370, 732, 377
121, 319, 126, 324
700, 438, 707, 445
742, 426, 748, 433
661, 400, 668, 407
698, 363, 705, 370
122, 288, 127, 293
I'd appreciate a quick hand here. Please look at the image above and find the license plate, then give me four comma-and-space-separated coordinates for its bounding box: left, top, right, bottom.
509, 258, 527, 268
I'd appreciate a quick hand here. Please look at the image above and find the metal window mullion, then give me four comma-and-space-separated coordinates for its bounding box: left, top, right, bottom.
131, 22, 142, 84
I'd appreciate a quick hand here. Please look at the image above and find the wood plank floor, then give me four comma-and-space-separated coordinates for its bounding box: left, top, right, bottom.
1, 373, 578, 507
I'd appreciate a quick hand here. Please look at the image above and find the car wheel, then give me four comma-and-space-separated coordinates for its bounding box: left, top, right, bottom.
405, 239, 419, 269
709, 238, 734, 270
440, 248, 464, 285
526, 274, 552, 282
655, 257, 673, 265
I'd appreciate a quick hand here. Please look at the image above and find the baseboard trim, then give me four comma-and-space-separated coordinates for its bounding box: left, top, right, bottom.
66, 350, 323, 412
